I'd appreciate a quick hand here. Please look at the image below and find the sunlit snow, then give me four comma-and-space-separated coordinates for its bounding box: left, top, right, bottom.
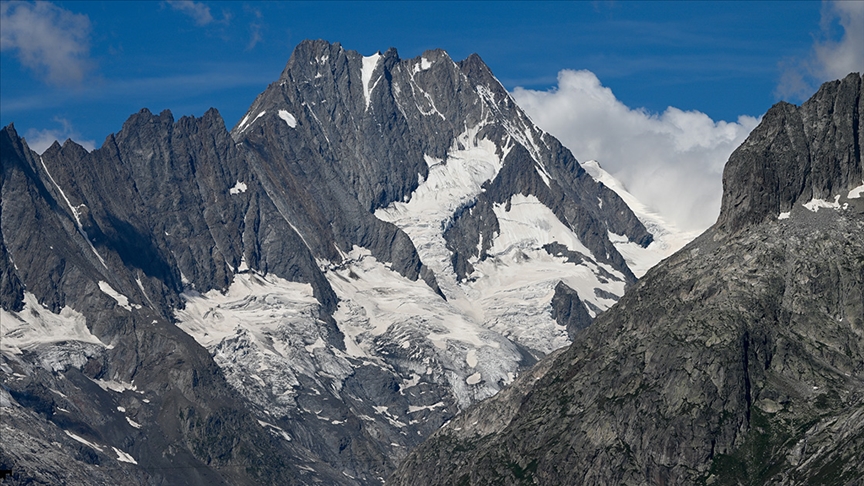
229, 181, 248, 195
0, 292, 106, 355
376, 128, 626, 355
175, 271, 357, 415
361, 52, 382, 110
64, 431, 103, 452
91, 379, 138, 394
112, 447, 138, 464
803, 195, 842, 212
581, 160, 700, 277
278, 110, 297, 128
98, 281, 139, 311
237, 111, 267, 133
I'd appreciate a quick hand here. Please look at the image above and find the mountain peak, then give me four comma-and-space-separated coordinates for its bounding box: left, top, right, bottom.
717, 72, 862, 233
3, 40, 661, 485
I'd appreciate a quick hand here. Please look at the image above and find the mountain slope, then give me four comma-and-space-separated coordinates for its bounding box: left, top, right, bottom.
1, 40, 658, 484
390, 73, 864, 485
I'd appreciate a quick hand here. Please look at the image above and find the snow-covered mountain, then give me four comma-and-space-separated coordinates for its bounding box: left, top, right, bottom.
1, 40, 670, 485
579, 159, 701, 277
390, 73, 864, 486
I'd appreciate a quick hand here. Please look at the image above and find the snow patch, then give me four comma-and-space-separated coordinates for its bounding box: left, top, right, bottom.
408, 401, 445, 413
803, 195, 842, 212
466, 349, 478, 368
64, 431, 103, 452
847, 182, 864, 199
1, 292, 106, 355
229, 181, 248, 195
92, 379, 137, 394
278, 110, 297, 128
413, 57, 432, 73
112, 447, 138, 464
237, 111, 266, 133
778, 212, 791, 220
466, 372, 481, 385
406, 63, 446, 119
98, 281, 138, 311
126, 417, 141, 429
258, 419, 293, 441
304, 336, 326, 354
361, 53, 382, 110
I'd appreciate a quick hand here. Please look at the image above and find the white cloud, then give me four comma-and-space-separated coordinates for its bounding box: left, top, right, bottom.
24, 118, 96, 155
166, 1, 214, 26
243, 4, 263, 50
512, 70, 759, 232
246, 22, 263, 50
777, 0, 864, 100
0, 1, 92, 85
815, 1, 864, 79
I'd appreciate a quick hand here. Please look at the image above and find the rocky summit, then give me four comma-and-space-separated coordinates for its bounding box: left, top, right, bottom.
0, 40, 664, 485
390, 73, 864, 485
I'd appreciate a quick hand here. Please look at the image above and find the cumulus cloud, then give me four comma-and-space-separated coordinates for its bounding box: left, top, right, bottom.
0, 1, 93, 85
24, 118, 96, 155
512, 70, 759, 232
166, 0, 214, 26
777, 0, 864, 100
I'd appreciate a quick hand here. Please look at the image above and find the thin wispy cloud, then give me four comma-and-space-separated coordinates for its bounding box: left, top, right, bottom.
246, 23, 263, 50
2, 66, 275, 114
0, 1, 93, 85
244, 6, 264, 51
24, 117, 96, 155
777, 0, 864, 100
166, 0, 214, 26
512, 70, 759, 232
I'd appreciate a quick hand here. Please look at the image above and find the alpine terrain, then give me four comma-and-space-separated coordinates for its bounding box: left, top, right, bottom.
391, 73, 864, 485
0, 40, 677, 484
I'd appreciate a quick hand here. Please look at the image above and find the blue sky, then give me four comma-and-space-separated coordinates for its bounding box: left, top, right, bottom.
2, 1, 862, 230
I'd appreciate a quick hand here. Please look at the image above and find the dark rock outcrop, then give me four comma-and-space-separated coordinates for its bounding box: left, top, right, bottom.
718, 72, 862, 233
550, 281, 593, 339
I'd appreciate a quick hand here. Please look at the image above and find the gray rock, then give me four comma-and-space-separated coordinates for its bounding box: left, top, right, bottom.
717, 73, 862, 233
550, 281, 593, 339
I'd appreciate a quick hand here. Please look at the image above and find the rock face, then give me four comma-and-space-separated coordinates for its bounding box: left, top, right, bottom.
0, 40, 658, 485
718, 73, 863, 233
390, 74, 864, 485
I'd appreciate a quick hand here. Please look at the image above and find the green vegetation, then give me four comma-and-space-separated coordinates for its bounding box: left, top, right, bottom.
703, 408, 792, 485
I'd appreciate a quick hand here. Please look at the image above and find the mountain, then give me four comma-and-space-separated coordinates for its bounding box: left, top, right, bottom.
390, 73, 864, 485
0, 40, 658, 485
